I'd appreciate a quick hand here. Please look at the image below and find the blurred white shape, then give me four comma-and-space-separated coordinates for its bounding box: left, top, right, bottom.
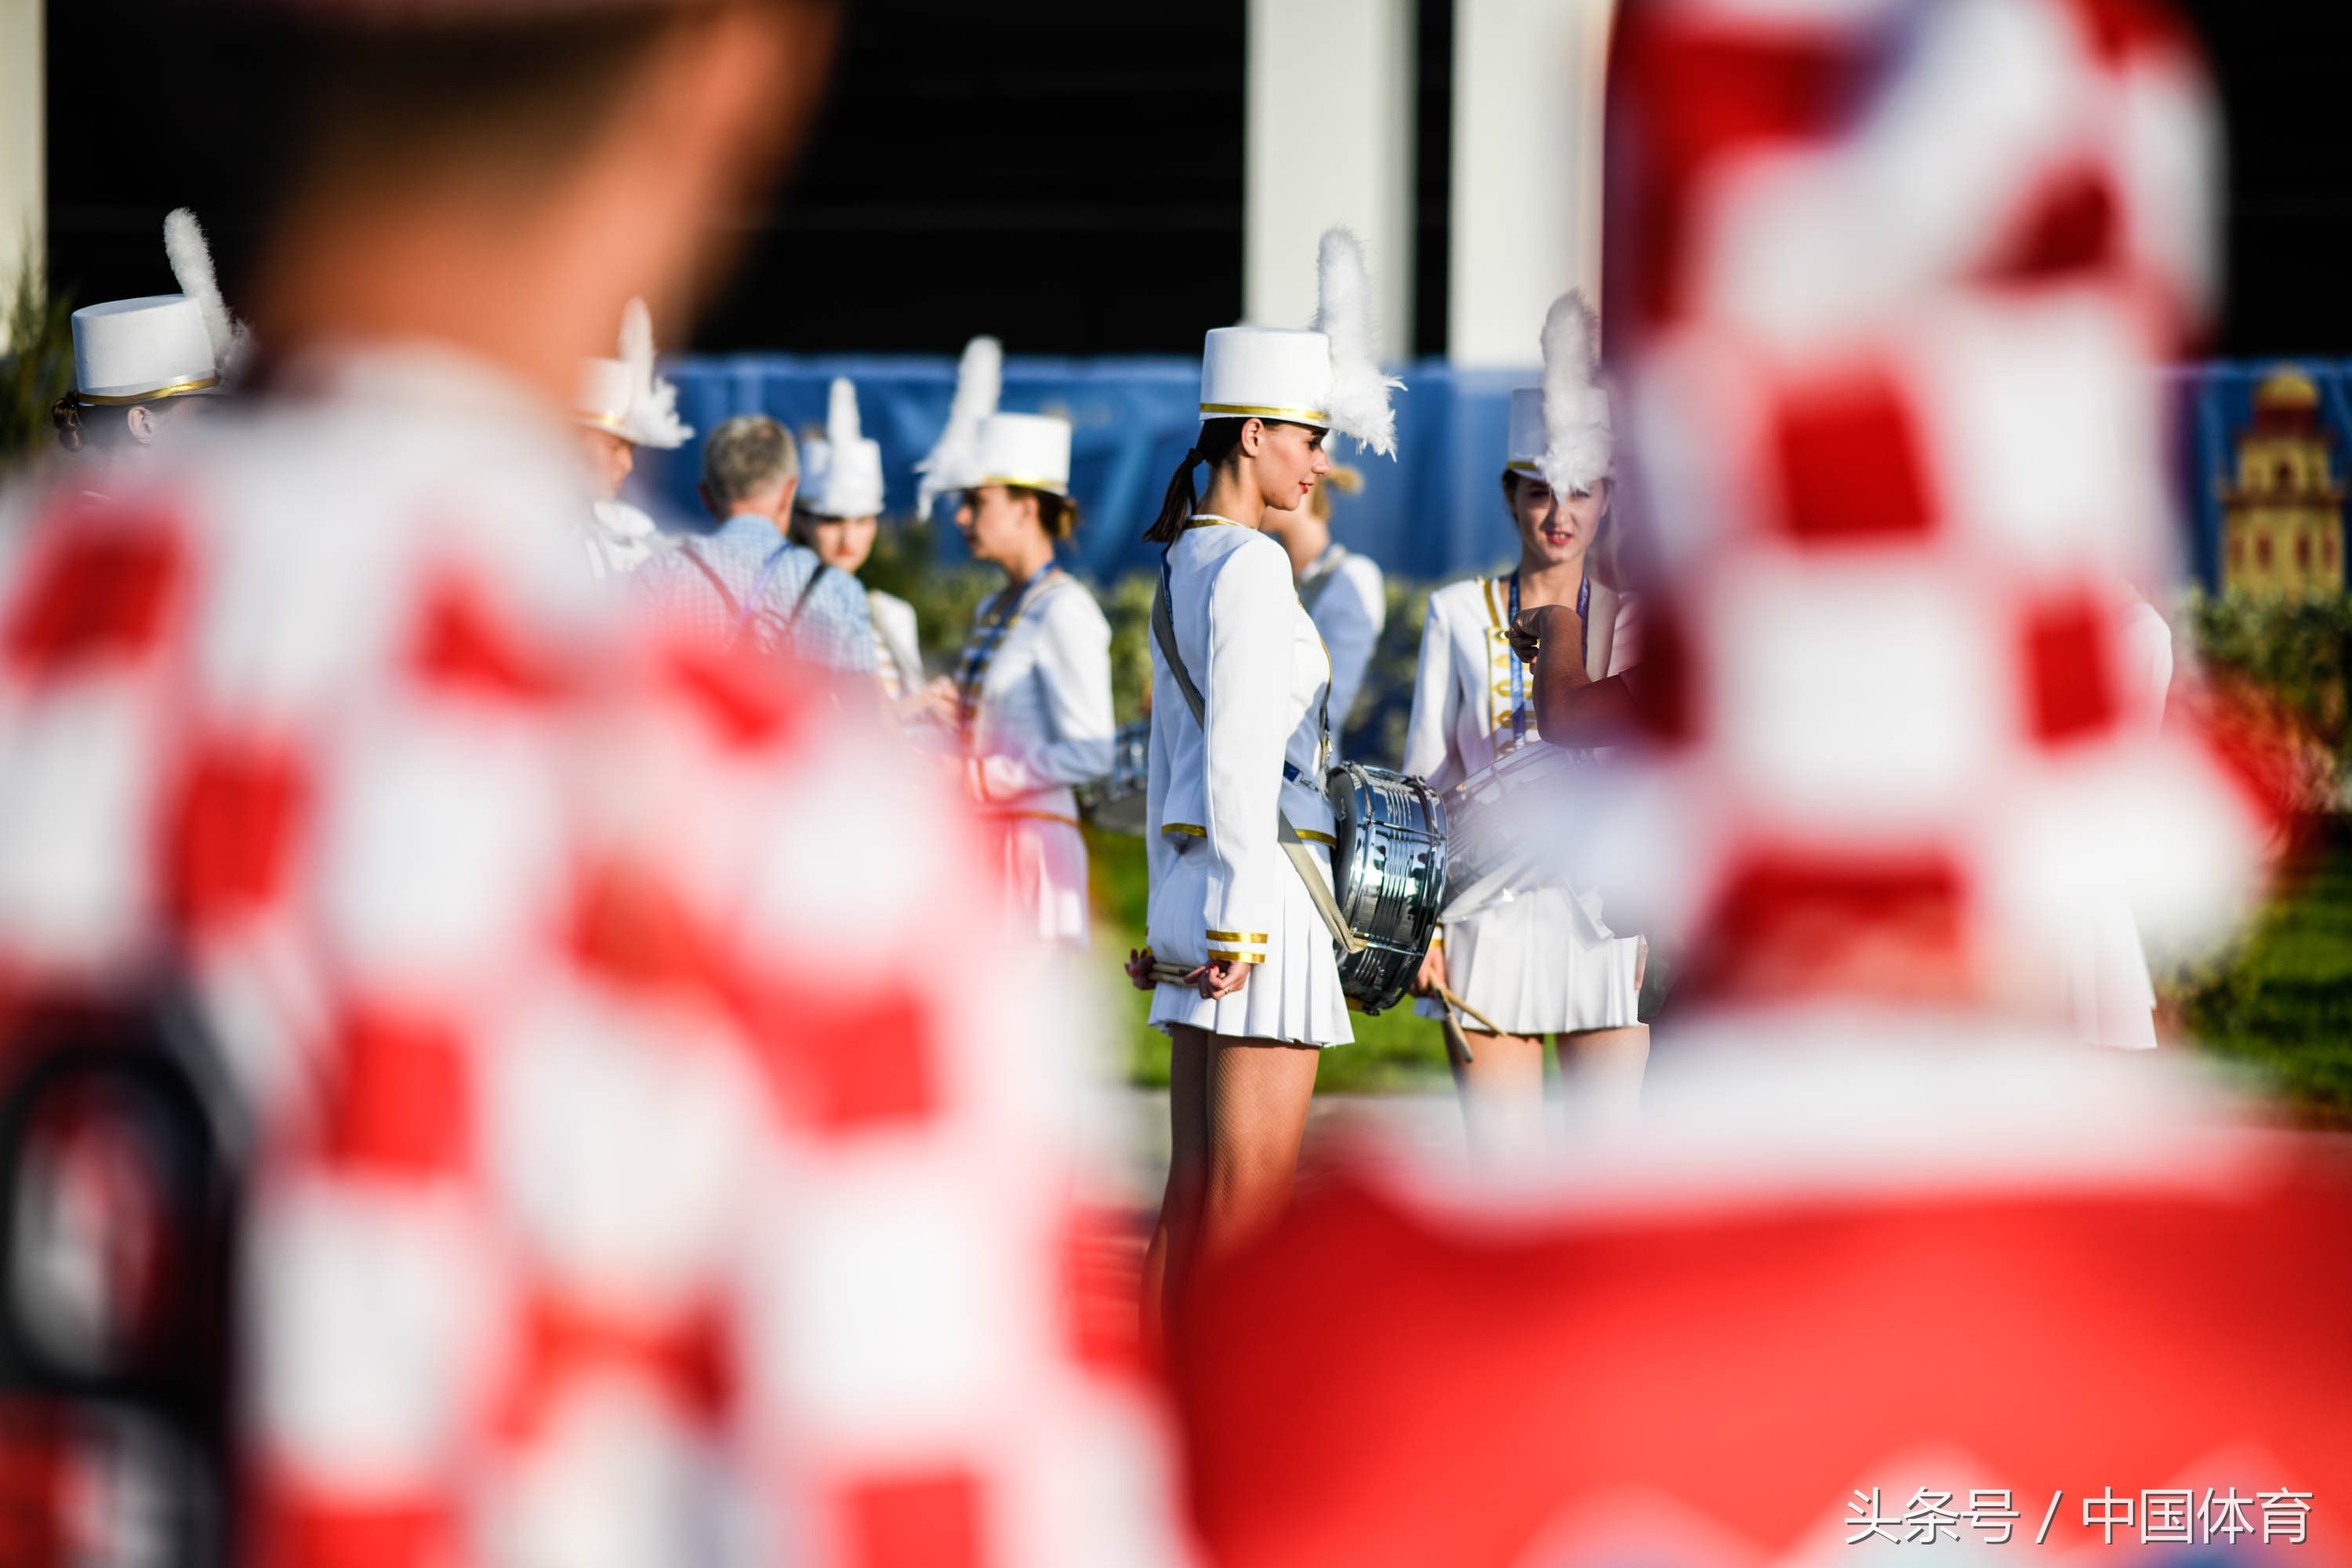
488, 1376, 721, 1568
0, 681, 154, 973
1693, 0, 2083, 349
318, 706, 564, 993
735, 737, 959, 988
2114, 50, 2224, 328
751, 1159, 1031, 1448
1991, 735, 2267, 959
1922, 295, 2157, 572
1010, 1384, 1198, 1568
1713, 558, 2002, 828
485, 990, 763, 1321
249, 1178, 494, 1493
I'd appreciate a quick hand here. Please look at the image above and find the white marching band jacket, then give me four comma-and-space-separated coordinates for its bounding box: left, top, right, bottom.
869, 587, 925, 701
1145, 519, 1340, 968
1297, 543, 1385, 739
960, 574, 1116, 824
1403, 574, 1639, 792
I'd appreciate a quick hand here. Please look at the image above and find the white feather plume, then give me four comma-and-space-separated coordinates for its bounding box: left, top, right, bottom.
916, 335, 1002, 514
826, 376, 862, 449
1310, 227, 1402, 458
162, 207, 249, 378
617, 296, 692, 448
1539, 289, 1612, 496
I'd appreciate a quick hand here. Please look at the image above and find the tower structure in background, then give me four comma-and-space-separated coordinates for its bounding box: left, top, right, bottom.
2221, 366, 2346, 595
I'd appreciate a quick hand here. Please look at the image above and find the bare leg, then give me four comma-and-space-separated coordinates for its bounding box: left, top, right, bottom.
1449, 1029, 1548, 1163
1142, 1025, 1210, 1359
1558, 1024, 1650, 1135
1196, 1036, 1323, 1275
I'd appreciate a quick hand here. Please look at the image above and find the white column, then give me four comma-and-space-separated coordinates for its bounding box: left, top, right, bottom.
1244, 0, 1416, 358
1448, 0, 1613, 367
0, 0, 39, 351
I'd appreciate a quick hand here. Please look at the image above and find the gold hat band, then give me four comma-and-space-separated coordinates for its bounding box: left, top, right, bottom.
1200, 401, 1330, 423
974, 474, 1070, 495
576, 410, 633, 435
78, 375, 220, 406
1506, 459, 1541, 473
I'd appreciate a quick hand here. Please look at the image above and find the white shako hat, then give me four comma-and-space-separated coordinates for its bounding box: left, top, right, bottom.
801, 376, 887, 518
972, 411, 1072, 496
1198, 227, 1402, 456
72, 298, 218, 404
72, 208, 248, 404
575, 297, 691, 448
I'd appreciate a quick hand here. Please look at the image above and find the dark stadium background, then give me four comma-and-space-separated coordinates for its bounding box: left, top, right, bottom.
38, 0, 2351, 361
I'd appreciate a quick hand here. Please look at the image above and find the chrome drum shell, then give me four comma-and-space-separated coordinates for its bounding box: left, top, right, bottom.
1078, 720, 1152, 835
1323, 762, 1449, 1014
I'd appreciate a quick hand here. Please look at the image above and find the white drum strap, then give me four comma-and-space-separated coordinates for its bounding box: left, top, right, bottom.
1153, 558, 1364, 956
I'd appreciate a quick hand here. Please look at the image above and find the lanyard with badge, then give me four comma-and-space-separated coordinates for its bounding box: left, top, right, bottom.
1506, 568, 1591, 745
956, 561, 1058, 741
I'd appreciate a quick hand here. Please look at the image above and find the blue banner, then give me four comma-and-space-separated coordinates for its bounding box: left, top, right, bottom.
631, 354, 1538, 585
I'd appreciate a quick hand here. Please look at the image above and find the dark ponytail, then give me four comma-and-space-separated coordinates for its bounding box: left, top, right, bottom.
1143, 416, 1249, 544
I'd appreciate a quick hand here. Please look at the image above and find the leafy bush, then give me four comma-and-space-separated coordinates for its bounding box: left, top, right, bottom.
2183, 588, 2352, 808
1, 234, 74, 461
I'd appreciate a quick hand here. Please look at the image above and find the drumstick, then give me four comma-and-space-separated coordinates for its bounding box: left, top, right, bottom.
1434, 987, 1476, 1067
1436, 985, 1504, 1040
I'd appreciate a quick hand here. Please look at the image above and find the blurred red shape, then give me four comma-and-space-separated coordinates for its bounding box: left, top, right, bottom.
1613, 24, 1863, 328
411, 575, 569, 704
742, 983, 939, 1134
1983, 169, 2117, 285
321, 1005, 471, 1178
258, 1494, 456, 1568
666, 641, 813, 751
572, 859, 713, 996
499, 1294, 731, 1442
1699, 851, 1970, 1001
843, 1468, 982, 1568
166, 741, 307, 929
3, 508, 183, 675
1175, 1154, 2352, 1568
2023, 595, 2115, 743
1776, 376, 1934, 541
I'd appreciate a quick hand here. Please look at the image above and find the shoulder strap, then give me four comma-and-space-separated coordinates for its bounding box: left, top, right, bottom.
785, 559, 833, 631
678, 540, 741, 626
1153, 549, 1363, 955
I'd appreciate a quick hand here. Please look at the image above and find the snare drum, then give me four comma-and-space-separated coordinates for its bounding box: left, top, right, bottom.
1078, 719, 1152, 835
1439, 740, 1593, 921
1324, 762, 1449, 1014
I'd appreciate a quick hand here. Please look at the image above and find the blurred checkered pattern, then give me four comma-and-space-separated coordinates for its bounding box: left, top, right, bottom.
1574, 0, 2270, 987
0, 358, 1186, 1568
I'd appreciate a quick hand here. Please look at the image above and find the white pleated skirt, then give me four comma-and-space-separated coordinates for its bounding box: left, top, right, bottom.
1414, 886, 1642, 1036
983, 815, 1091, 949
1147, 836, 1354, 1048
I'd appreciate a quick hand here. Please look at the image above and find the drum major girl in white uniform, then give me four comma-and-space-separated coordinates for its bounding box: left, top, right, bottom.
924, 409, 1115, 946
1128, 230, 1400, 1344
794, 376, 927, 699
1405, 292, 1647, 1155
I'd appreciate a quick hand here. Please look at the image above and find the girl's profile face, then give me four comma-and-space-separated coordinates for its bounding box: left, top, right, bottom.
804, 512, 878, 573
956, 485, 1044, 570
1510, 474, 1610, 569
1250, 419, 1330, 511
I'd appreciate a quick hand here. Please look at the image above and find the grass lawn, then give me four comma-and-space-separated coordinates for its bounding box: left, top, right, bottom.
2170, 814, 2352, 1124
1086, 824, 1454, 1093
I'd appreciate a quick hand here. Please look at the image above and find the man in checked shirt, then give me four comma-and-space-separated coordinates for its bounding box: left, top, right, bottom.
0, 3, 1185, 1566
635, 412, 882, 684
